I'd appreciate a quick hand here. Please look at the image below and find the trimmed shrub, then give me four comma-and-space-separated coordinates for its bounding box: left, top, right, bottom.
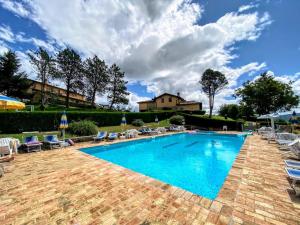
182, 113, 243, 130
131, 119, 144, 127
0, 111, 174, 133
169, 115, 184, 125
68, 120, 98, 136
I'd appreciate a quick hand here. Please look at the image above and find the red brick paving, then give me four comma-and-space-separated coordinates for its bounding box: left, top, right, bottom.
0, 134, 299, 225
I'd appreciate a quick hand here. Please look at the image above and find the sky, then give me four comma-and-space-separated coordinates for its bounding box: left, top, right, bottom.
0, 0, 299, 111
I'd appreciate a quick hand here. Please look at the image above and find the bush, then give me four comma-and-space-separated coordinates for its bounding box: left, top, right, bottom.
0, 111, 174, 133
182, 113, 243, 130
68, 120, 98, 136
169, 115, 184, 125
131, 119, 144, 127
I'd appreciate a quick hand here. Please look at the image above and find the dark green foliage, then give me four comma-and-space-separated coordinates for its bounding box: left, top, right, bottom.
199, 69, 228, 118
84, 56, 109, 107
0, 50, 32, 98
235, 72, 299, 115
107, 64, 129, 109
131, 119, 144, 126
169, 115, 184, 125
68, 120, 98, 136
182, 114, 243, 130
219, 104, 240, 119
54, 48, 83, 108
28, 47, 56, 110
0, 111, 174, 133
177, 110, 206, 115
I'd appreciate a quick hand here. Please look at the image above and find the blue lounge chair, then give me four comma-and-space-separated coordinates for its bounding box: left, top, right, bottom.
285, 167, 300, 196
285, 160, 300, 170
108, 133, 118, 140
24, 136, 42, 152
43, 135, 63, 149
94, 131, 107, 142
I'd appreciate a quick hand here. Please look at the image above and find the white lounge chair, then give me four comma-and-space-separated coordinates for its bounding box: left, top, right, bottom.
275, 133, 298, 145
125, 129, 140, 138
155, 127, 167, 134
285, 167, 300, 196
258, 127, 272, 135
0, 138, 13, 156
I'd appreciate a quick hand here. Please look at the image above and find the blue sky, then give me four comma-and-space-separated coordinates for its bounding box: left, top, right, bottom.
0, 0, 299, 110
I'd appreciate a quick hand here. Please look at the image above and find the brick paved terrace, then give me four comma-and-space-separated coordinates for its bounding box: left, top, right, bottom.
1, 134, 300, 225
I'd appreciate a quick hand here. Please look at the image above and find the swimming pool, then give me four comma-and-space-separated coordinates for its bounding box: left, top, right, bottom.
81, 133, 245, 200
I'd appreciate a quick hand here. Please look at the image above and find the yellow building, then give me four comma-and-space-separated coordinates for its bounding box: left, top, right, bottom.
137, 93, 202, 112
26, 79, 89, 106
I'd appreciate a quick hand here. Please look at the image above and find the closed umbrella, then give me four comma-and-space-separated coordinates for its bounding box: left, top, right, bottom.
59, 111, 68, 144
0, 95, 25, 110
121, 114, 126, 132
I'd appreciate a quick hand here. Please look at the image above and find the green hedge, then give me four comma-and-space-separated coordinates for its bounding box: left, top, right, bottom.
0, 111, 174, 133
182, 114, 243, 130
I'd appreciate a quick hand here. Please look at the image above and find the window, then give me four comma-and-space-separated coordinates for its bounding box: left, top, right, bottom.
161, 98, 164, 103
169, 97, 172, 102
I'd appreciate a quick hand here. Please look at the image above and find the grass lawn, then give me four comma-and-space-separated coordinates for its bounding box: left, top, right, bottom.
98, 119, 170, 133
0, 119, 170, 142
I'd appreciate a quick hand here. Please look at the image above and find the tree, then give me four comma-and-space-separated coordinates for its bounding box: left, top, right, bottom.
235, 72, 299, 115
0, 50, 31, 98
219, 104, 240, 119
54, 48, 83, 108
84, 56, 108, 107
107, 64, 129, 109
199, 69, 228, 118
28, 47, 55, 110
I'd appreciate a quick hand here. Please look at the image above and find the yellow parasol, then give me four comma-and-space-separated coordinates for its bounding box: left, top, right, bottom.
0, 95, 25, 110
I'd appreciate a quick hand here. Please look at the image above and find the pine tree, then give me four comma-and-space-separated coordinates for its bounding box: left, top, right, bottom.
84, 56, 108, 107
28, 47, 55, 110
107, 64, 129, 109
0, 50, 31, 98
54, 48, 83, 108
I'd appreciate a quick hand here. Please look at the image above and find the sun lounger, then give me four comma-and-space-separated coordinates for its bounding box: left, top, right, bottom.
108, 133, 118, 140
285, 160, 300, 170
275, 133, 298, 145
140, 127, 157, 135
285, 167, 300, 196
155, 127, 167, 134
169, 125, 185, 132
125, 129, 140, 138
94, 131, 107, 142
23, 136, 42, 152
43, 135, 63, 149
0, 138, 13, 156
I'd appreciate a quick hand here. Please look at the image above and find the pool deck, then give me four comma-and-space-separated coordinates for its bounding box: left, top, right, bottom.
1, 133, 300, 225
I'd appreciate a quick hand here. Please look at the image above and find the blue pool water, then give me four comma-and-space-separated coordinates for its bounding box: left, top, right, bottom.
81, 133, 245, 200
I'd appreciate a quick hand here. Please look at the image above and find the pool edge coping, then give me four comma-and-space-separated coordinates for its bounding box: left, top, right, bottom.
76, 131, 248, 212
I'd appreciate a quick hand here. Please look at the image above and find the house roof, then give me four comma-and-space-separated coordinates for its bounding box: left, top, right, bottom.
153, 93, 185, 101
137, 100, 154, 104
28, 79, 85, 97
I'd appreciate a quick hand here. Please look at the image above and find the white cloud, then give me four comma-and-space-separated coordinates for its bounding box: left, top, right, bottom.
0, 0, 30, 17
0, 24, 15, 42
0, 0, 272, 111
238, 3, 259, 13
